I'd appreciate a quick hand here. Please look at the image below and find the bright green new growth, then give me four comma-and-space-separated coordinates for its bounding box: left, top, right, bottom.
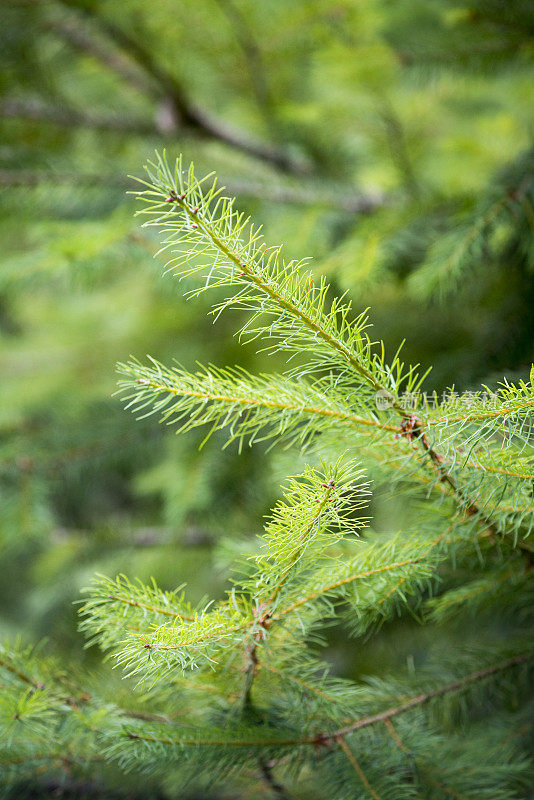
1, 153, 533, 799
80, 461, 367, 682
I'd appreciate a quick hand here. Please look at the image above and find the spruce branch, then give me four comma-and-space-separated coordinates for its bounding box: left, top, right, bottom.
258, 756, 294, 800
237, 462, 366, 710
382, 719, 470, 800
117, 359, 399, 453
110, 651, 534, 752
409, 154, 534, 299
337, 738, 382, 799
131, 153, 424, 399
79, 574, 197, 654
326, 651, 534, 743
80, 463, 368, 689
127, 154, 532, 550
271, 527, 447, 627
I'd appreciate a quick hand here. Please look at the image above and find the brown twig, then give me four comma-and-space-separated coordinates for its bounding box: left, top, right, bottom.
125, 651, 534, 749
337, 738, 382, 799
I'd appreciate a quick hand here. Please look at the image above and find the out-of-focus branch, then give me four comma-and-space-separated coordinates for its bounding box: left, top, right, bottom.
0, 98, 155, 134
226, 177, 386, 213
0, 170, 387, 214
258, 756, 294, 800
47, 18, 154, 96
379, 101, 420, 201
50, 0, 305, 173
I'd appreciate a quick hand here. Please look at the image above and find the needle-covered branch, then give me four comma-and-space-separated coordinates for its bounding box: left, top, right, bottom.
117, 359, 399, 452
131, 153, 424, 399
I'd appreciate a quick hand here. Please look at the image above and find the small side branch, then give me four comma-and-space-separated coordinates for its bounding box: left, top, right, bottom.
383, 719, 470, 800
331, 651, 533, 741
124, 651, 534, 750
258, 756, 294, 800
337, 738, 382, 799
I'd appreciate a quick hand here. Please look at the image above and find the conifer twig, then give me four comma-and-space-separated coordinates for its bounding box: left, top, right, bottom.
131, 159, 528, 554
383, 719, 470, 800
122, 652, 534, 750
325, 651, 533, 743
337, 738, 382, 799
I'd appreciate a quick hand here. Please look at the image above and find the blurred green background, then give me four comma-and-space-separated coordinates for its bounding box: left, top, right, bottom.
1, 0, 533, 694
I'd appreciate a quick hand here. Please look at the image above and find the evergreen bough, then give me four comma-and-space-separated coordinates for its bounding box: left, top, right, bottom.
1, 153, 533, 799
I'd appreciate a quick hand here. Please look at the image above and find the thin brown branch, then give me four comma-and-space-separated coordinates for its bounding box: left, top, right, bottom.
126, 652, 534, 750
329, 651, 533, 741
337, 738, 382, 799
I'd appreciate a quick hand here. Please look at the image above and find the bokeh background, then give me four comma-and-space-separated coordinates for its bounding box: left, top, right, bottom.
1, 0, 533, 751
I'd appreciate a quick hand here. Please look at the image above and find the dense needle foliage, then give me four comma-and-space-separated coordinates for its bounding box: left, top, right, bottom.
1, 153, 533, 799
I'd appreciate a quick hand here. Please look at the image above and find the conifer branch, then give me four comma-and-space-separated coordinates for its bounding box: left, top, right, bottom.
118, 360, 399, 452
274, 554, 427, 618
105, 594, 195, 621
260, 663, 339, 704
337, 738, 382, 799
0, 657, 41, 689
327, 651, 534, 742
79, 574, 198, 654
383, 720, 470, 800
118, 651, 534, 751
127, 154, 533, 555
131, 154, 423, 399
239, 475, 343, 708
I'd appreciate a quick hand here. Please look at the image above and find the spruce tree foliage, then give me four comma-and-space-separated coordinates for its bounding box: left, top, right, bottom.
1, 154, 533, 799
